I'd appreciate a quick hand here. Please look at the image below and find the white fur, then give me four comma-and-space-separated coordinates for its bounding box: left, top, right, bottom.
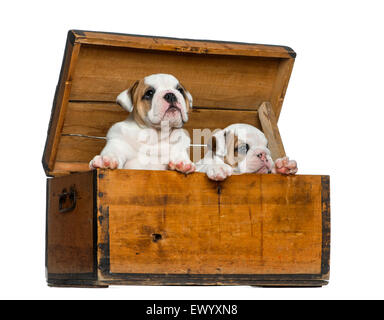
196, 123, 297, 181
90, 74, 194, 173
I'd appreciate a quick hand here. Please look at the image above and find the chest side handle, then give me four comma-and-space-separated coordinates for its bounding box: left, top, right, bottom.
58, 186, 77, 214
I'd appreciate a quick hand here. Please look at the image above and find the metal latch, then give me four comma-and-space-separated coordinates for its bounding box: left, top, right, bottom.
58, 186, 77, 213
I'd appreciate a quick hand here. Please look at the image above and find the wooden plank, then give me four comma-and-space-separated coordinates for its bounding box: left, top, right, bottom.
62, 102, 261, 137
42, 37, 81, 174
54, 136, 105, 164
69, 45, 280, 109
46, 171, 96, 276
269, 58, 295, 119
52, 143, 203, 175
52, 161, 91, 173
71, 30, 296, 59
53, 137, 206, 172
62, 102, 127, 137
219, 174, 322, 275
321, 175, 331, 279
52, 138, 208, 172
258, 101, 286, 160
97, 170, 323, 276
184, 108, 261, 135
97, 278, 326, 287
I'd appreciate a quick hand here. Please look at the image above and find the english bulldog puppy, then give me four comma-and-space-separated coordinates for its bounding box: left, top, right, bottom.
196, 123, 298, 181
89, 74, 195, 173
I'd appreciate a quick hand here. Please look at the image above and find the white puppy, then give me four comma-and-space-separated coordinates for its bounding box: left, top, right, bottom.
196, 123, 298, 181
89, 74, 195, 173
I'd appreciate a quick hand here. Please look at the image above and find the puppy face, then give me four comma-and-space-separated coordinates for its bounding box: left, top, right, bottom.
116, 74, 192, 128
210, 124, 274, 174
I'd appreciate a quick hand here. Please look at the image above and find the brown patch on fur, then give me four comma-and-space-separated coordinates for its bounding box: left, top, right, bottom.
223, 132, 247, 167
224, 131, 238, 167
179, 82, 191, 113
129, 80, 152, 127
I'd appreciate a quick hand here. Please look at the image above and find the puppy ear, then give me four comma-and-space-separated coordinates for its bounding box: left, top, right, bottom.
185, 90, 193, 108
116, 80, 139, 112
179, 83, 193, 108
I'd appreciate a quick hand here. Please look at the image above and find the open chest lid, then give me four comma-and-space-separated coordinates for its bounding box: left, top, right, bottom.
42, 30, 296, 177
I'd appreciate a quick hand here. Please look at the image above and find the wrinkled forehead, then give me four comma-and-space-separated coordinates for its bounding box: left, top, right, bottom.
144, 74, 179, 89
244, 132, 267, 147
228, 127, 268, 147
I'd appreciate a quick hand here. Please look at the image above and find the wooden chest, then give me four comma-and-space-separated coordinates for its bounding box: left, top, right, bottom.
43, 30, 330, 287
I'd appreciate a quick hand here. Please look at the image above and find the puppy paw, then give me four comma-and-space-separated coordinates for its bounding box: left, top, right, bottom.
168, 159, 196, 174
206, 163, 233, 181
89, 155, 119, 169
273, 157, 298, 175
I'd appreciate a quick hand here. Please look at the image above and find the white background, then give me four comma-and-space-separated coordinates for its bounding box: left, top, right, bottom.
1, 0, 383, 300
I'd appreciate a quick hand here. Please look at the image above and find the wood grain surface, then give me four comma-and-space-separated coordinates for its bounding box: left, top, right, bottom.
69, 45, 280, 108
42, 37, 81, 174
62, 102, 261, 138
259, 101, 286, 160
46, 171, 95, 276
97, 170, 323, 276
71, 30, 296, 58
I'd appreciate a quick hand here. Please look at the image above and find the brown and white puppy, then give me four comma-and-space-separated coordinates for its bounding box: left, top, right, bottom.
196, 123, 298, 181
89, 74, 195, 173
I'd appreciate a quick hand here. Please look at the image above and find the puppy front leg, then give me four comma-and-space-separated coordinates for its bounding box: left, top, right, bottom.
90, 155, 119, 169
168, 148, 195, 174
168, 130, 195, 174
89, 139, 131, 170
196, 154, 233, 181
205, 158, 233, 181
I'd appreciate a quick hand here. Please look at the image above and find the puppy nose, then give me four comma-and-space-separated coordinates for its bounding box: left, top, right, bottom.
256, 152, 267, 161
164, 92, 177, 103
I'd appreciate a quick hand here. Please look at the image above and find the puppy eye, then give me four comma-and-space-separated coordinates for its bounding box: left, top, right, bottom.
177, 86, 184, 95
143, 89, 154, 100
236, 144, 250, 154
